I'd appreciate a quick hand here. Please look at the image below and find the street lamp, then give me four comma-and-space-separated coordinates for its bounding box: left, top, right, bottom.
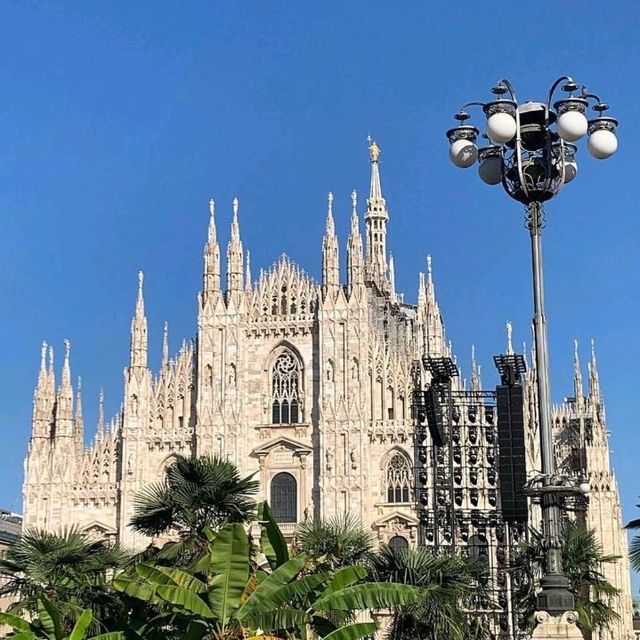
445, 77, 618, 617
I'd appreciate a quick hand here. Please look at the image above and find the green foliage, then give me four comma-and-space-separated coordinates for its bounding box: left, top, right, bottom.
0, 595, 124, 640
113, 519, 419, 640
367, 544, 491, 640
256, 501, 289, 569
0, 528, 129, 632
294, 513, 375, 570
130, 455, 259, 555
624, 499, 640, 572
510, 522, 621, 635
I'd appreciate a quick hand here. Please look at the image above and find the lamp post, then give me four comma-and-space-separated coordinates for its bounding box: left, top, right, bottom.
445, 77, 618, 617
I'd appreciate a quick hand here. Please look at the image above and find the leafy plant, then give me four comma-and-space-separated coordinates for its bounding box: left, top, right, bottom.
130, 455, 259, 563
0, 528, 128, 632
115, 522, 419, 640
510, 523, 620, 636
0, 595, 123, 640
294, 514, 375, 570
367, 544, 491, 640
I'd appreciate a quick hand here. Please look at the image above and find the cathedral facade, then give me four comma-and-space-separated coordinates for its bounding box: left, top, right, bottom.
22, 147, 633, 639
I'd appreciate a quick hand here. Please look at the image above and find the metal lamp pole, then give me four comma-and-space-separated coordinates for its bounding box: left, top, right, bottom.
445, 77, 618, 615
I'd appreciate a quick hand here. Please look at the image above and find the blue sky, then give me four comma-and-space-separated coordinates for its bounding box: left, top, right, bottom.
0, 1, 638, 582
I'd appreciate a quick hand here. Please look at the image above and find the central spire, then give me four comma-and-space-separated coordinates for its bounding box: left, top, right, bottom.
365, 136, 389, 291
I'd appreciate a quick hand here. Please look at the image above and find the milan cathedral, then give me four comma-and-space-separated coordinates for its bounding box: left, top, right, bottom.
22, 145, 633, 639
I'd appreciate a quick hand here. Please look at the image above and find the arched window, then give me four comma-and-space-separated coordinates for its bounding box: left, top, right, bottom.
271, 472, 297, 523
468, 534, 489, 562
389, 535, 409, 554
386, 453, 411, 503
271, 349, 301, 424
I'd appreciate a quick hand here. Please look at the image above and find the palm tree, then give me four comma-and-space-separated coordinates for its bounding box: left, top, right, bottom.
367, 544, 491, 640
510, 522, 620, 638
114, 522, 419, 640
130, 455, 259, 559
294, 513, 375, 569
624, 499, 640, 571
0, 528, 128, 632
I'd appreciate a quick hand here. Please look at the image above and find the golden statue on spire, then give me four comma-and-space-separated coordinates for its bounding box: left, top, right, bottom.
367, 134, 381, 162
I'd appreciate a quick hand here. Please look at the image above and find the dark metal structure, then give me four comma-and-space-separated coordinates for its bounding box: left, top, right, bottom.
412, 353, 530, 638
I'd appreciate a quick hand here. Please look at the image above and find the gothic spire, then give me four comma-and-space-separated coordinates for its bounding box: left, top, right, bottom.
423, 256, 444, 357
245, 250, 252, 291
471, 345, 482, 392
54, 339, 74, 435
347, 190, 364, 297
573, 339, 584, 406
322, 191, 339, 293
47, 345, 55, 397
365, 136, 389, 289
226, 197, 244, 293
162, 321, 169, 368
37, 340, 47, 389
97, 388, 105, 439
130, 271, 148, 368
388, 253, 396, 301
74, 376, 84, 445
588, 338, 601, 404
204, 198, 221, 294
32, 341, 54, 438
61, 338, 71, 390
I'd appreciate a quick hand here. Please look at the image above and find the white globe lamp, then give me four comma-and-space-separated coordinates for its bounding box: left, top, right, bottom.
478, 151, 502, 185
449, 139, 478, 168
557, 110, 588, 142
487, 112, 516, 143
562, 161, 578, 183
588, 128, 618, 159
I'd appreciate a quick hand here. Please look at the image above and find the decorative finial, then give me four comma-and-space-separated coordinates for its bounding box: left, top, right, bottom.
506, 321, 513, 355
48, 346, 54, 372
367, 135, 381, 162
162, 321, 169, 366
64, 338, 71, 361
40, 341, 48, 371
233, 197, 239, 218
209, 198, 215, 217
138, 270, 144, 292
328, 191, 334, 216
574, 338, 579, 362
245, 250, 252, 291
351, 189, 357, 214
590, 337, 596, 360
77, 375, 82, 390
427, 254, 432, 275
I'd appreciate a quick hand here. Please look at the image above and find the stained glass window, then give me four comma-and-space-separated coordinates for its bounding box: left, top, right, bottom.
272, 350, 301, 424
386, 453, 411, 503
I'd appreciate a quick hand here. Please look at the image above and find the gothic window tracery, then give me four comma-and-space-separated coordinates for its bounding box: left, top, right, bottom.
386, 452, 411, 503
271, 349, 301, 424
